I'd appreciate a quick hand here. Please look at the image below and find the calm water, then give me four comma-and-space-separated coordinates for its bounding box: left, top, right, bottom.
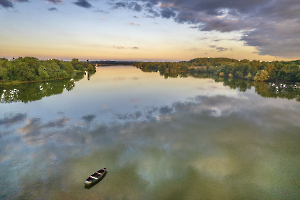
1, 66, 300, 200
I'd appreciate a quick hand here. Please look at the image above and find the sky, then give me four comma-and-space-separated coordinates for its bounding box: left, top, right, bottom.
0, 0, 300, 61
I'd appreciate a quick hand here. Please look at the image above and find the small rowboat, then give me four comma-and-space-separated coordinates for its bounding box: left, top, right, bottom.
84, 167, 107, 186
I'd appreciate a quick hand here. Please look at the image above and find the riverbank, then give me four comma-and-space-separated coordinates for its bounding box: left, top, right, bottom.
134, 57, 300, 83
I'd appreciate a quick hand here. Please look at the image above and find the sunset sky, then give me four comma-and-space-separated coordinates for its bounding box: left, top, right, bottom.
0, 0, 299, 61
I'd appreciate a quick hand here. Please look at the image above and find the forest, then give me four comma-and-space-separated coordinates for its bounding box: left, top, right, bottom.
0, 57, 96, 83
134, 57, 300, 82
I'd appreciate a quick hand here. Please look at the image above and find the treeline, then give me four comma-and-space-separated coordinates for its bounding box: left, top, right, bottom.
134, 57, 300, 82
0, 57, 96, 82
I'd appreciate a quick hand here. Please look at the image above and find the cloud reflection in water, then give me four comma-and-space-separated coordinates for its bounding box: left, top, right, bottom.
1, 94, 299, 199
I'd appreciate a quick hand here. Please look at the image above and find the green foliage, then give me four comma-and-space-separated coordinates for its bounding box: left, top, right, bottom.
38, 66, 49, 80
246, 73, 254, 81
87, 64, 96, 71
134, 57, 300, 83
62, 62, 75, 76
207, 66, 214, 73
254, 70, 269, 82
71, 58, 85, 71
0, 57, 87, 83
44, 62, 61, 79
0, 78, 77, 103
214, 65, 224, 75
235, 71, 243, 79
60, 70, 69, 78
14, 61, 34, 81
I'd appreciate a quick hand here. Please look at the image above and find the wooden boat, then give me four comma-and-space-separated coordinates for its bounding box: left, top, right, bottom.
84, 167, 107, 186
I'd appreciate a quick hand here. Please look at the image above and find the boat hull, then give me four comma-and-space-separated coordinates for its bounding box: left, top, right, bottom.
84, 168, 107, 187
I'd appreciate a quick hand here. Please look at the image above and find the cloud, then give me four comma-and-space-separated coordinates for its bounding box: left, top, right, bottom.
240, 20, 300, 58
46, 0, 62, 4
113, 45, 125, 49
129, 2, 142, 12
132, 46, 139, 49
216, 47, 228, 52
145, 8, 160, 18
160, 7, 176, 19
114, 2, 126, 8
48, 7, 57, 11
212, 37, 238, 42
112, 1, 142, 12
1, 0, 29, 7
198, 37, 209, 40
113, 0, 300, 58
209, 45, 228, 52
12, 0, 28, 2
208, 45, 228, 52
0, 0, 14, 8
94, 8, 107, 13
73, 0, 92, 8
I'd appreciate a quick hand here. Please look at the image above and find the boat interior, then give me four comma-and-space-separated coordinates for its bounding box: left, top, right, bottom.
91, 173, 101, 178
86, 177, 94, 182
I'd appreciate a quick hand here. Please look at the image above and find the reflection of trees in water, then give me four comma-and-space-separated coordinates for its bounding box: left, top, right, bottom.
205, 73, 300, 101
214, 76, 252, 92
211, 73, 299, 102
85, 70, 96, 80
143, 69, 300, 102
0, 72, 85, 103
254, 82, 300, 101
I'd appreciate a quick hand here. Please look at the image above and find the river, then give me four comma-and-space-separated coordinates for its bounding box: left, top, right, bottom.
1, 66, 300, 200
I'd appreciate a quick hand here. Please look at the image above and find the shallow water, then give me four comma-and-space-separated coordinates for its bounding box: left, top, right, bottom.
1, 66, 300, 200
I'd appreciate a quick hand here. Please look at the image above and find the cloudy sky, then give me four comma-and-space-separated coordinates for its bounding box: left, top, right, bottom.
0, 0, 299, 61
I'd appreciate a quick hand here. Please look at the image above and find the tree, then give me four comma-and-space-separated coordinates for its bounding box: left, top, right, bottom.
250, 60, 260, 73
14, 61, 35, 81
1, 68, 8, 81
71, 58, 84, 71
240, 63, 250, 77
265, 63, 275, 80
63, 62, 75, 76
87, 64, 96, 71
38, 66, 49, 80
254, 70, 269, 82
60, 70, 69, 78
44, 62, 60, 79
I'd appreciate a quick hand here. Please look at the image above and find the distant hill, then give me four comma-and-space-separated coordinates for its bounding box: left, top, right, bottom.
89, 61, 137, 66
